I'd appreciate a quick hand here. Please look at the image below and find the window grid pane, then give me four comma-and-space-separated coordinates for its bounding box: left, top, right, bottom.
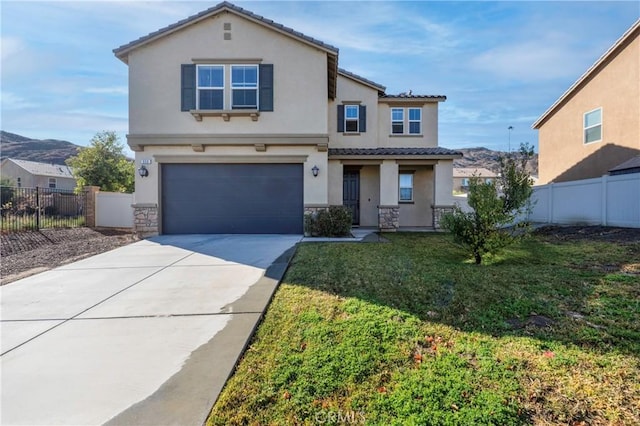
584, 109, 601, 128
345, 105, 359, 119
585, 126, 602, 143
409, 122, 421, 134
199, 89, 224, 109
198, 66, 224, 88
392, 108, 404, 121
392, 123, 404, 134
408, 108, 421, 121
232, 66, 258, 88
399, 174, 413, 201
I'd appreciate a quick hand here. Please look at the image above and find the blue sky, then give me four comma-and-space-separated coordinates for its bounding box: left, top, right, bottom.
2, 1, 639, 155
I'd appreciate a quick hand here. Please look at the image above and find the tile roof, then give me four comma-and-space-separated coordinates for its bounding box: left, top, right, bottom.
609, 155, 640, 173
337, 68, 386, 92
380, 93, 447, 101
113, 1, 339, 60
328, 147, 462, 157
453, 167, 497, 178
7, 159, 74, 178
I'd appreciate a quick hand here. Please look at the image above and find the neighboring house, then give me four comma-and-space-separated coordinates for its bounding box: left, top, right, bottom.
453, 168, 497, 193
0, 158, 76, 191
113, 1, 461, 236
533, 19, 640, 184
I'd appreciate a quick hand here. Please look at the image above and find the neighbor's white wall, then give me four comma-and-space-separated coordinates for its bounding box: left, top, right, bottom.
96, 192, 134, 228
128, 12, 329, 136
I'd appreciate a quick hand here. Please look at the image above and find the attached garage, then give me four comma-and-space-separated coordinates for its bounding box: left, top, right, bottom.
161, 163, 303, 234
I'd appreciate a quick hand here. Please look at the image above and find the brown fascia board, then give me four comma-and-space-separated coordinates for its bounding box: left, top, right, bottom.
532, 19, 640, 129
113, 1, 339, 63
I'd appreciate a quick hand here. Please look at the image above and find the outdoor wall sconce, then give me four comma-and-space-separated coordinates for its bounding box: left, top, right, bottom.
138, 165, 149, 178
311, 165, 319, 177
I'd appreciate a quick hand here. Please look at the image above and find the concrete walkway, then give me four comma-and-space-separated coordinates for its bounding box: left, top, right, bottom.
1, 234, 301, 426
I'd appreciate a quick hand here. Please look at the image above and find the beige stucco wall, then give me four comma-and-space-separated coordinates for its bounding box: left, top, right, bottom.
359, 166, 380, 226
134, 146, 327, 207
399, 166, 434, 227
0, 161, 76, 190
127, 11, 329, 136
377, 102, 439, 148
328, 75, 379, 148
538, 31, 639, 184
327, 159, 343, 205
434, 160, 454, 205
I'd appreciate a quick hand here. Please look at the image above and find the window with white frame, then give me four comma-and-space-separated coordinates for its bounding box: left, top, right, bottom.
197, 65, 224, 110
584, 108, 602, 144
48, 178, 56, 189
462, 178, 470, 187
408, 108, 421, 134
231, 65, 258, 109
399, 173, 413, 202
344, 105, 359, 133
391, 108, 404, 134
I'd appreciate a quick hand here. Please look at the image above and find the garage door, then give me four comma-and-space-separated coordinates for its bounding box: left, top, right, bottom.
161, 163, 303, 234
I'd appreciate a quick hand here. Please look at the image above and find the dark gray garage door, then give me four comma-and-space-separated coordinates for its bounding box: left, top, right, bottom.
162, 163, 303, 234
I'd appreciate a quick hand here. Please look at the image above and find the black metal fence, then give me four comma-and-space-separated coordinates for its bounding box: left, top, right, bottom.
0, 186, 86, 232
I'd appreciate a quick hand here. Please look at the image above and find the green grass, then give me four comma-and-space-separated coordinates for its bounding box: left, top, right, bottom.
209, 233, 640, 425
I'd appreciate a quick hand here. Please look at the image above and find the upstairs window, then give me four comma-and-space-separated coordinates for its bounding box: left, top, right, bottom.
344, 105, 359, 133
584, 108, 602, 144
391, 108, 404, 134
408, 108, 422, 134
197, 65, 224, 110
399, 173, 414, 202
231, 65, 258, 109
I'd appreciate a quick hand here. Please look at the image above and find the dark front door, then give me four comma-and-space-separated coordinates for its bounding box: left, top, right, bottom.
161, 163, 303, 234
343, 171, 360, 225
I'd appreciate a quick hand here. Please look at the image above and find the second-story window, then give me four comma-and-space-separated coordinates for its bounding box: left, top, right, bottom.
345, 105, 359, 133
197, 65, 224, 109
232, 65, 258, 109
584, 107, 602, 144
408, 108, 421, 134
391, 108, 404, 134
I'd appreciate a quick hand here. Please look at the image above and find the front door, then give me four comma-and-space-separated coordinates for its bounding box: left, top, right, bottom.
343, 171, 360, 225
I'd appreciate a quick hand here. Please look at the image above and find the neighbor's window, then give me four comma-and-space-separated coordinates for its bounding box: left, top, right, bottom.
408, 108, 422, 134
231, 65, 258, 109
344, 105, 359, 133
461, 178, 469, 187
197, 65, 224, 109
399, 173, 413, 201
584, 108, 602, 144
48, 178, 56, 189
17, 177, 21, 187
391, 108, 404, 134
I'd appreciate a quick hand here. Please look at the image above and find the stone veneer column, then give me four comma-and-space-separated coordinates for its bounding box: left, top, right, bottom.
432, 205, 454, 229
83, 186, 100, 228
132, 203, 159, 238
378, 205, 399, 232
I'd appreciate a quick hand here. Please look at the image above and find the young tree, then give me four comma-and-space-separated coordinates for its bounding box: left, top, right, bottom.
441, 143, 535, 264
66, 131, 134, 193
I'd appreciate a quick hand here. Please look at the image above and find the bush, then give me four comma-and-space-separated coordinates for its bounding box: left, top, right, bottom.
305, 206, 352, 237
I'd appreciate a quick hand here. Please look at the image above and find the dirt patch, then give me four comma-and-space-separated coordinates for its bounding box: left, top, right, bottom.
534, 225, 640, 244
1, 228, 138, 284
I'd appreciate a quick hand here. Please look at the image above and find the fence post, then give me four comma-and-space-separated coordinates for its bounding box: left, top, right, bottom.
83, 186, 100, 228
36, 187, 41, 230
601, 175, 608, 226
547, 183, 554, 224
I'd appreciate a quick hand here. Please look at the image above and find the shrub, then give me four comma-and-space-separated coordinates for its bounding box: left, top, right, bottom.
305, 206, 352, 237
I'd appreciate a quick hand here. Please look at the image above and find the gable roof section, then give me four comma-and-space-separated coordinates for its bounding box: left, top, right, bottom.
338, 68, 386, 94
453, 167, 497, 178
113, 1, 339, 98
5, 158, 74, 179
532, 19, 640, 129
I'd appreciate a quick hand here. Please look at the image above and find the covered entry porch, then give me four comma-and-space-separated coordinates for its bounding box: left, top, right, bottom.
327, 148, 462, 231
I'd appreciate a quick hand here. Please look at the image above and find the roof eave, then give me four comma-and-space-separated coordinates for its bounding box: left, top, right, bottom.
113, 2, 339, 63
328, 154, 462, 160
379, 96, 447, 104
337, 68, 386, 93
532, 19, 640, 129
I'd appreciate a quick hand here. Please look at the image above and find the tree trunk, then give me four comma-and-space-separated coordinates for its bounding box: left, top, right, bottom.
474, 251, 482, 264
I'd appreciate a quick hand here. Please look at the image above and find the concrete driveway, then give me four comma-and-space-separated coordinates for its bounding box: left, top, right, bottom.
1, 234, 301, 426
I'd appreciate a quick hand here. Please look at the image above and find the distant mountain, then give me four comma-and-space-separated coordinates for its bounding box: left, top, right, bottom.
0, 131, 81, 165
454, 147, 538, 176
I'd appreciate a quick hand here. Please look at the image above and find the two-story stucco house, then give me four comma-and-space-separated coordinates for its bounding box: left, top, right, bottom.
114, 2, 461, 236
533, 19, 639, 184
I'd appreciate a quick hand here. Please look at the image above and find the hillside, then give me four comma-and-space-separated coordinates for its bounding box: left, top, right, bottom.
454, 147, 539, 176
1, 131, 81, 165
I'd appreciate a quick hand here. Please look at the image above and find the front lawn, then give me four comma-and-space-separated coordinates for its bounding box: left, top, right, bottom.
209, 232, 640, 425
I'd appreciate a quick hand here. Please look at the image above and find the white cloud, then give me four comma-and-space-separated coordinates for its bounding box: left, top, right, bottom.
84, 86, 128, 95
0, 92, 37, 110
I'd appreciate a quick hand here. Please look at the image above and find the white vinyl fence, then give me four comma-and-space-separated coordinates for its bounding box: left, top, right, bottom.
528, 174, 640, 228
95, 191, 134, 228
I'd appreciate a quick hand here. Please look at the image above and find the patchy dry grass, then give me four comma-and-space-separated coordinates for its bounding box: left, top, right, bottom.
209, 233, 640, 425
